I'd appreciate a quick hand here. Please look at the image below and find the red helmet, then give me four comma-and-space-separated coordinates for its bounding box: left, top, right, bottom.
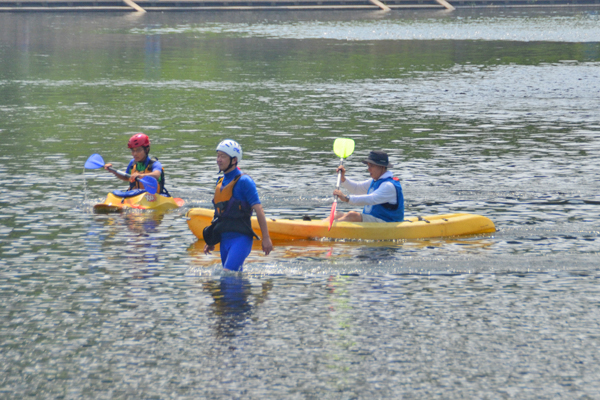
127, 133, 150, 149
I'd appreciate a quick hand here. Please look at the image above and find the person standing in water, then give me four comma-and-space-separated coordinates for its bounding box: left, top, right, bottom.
204, 139, 273, 272
104, 133, 170, 195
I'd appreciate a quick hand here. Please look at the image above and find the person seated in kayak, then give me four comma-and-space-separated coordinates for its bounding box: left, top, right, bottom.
104, 133, 169, 196
332, 150, 404, 223
204, 139, 273, 272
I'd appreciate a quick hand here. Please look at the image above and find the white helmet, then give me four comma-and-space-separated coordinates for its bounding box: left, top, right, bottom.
216, 139, 242, 162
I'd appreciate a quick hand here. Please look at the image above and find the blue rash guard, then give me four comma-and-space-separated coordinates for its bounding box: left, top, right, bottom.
217, 168, 261, 272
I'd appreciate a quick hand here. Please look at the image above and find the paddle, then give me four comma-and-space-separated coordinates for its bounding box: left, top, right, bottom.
84, 153, 158, 195
328, 138, 355, 231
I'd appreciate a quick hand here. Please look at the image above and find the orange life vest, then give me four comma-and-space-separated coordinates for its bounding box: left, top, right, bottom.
129, 157, 166, 194
214, 175, 241, 217
211, 174, 258, 239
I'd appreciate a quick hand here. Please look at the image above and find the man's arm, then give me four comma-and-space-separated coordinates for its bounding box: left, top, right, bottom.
341, 181, 397, 206
336, 165, 371, 194
103, 163, 130, 182
252, 204, 273, 256
340, 177, 372, 195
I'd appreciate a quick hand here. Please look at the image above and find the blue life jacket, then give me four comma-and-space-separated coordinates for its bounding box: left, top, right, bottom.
363, 177, 404, 222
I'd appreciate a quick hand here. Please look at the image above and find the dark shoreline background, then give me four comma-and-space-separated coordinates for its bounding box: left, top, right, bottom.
1, 0, 599, 13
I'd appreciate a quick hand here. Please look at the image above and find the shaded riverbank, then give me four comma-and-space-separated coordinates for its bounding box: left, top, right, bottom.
1, 0, 599, 12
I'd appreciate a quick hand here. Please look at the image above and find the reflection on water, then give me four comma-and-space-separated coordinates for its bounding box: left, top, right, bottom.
83, 212, 166, 278
144, 31, 161, 81
1, 9, 600, 399
123, 211, 164, 235
185, 236, 498, 275
203, 275, 273, 339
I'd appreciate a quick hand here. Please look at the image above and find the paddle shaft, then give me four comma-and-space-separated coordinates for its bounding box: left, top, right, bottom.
328, 138, 355, 231
85, 153, 158, 195
328, 157, 345, 231
106, 166, 130, 179
115, 169, 159, 196
334, 157, 344, 201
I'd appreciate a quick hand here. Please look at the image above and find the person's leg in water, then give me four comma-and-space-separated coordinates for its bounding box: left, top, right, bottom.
220, 232, 254, 272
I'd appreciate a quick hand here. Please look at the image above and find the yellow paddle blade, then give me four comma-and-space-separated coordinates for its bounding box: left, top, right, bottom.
333, 138, 355, 159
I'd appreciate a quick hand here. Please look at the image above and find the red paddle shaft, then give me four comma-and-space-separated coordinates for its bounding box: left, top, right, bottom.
328, 157, 344, 231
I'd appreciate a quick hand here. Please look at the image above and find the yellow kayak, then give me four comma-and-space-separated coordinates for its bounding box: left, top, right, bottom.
186, 207, 495, 241
94, 192, 184, 213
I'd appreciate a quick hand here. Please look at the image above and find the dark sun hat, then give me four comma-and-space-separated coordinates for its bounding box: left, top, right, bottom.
362, 150, 393, 168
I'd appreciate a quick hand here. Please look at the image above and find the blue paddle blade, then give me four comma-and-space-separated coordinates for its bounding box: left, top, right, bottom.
139, 176, 158, 195
84, 154, 105, 169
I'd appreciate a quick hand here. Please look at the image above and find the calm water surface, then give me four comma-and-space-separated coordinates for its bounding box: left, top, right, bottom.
1, 9, 600, 398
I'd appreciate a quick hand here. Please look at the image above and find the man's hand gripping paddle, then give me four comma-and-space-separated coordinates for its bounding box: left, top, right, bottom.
84, 153, 158, 195
328, 138, 355, 231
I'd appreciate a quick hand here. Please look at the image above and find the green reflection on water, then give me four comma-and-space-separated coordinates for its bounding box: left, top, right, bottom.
0, 12, 598, 174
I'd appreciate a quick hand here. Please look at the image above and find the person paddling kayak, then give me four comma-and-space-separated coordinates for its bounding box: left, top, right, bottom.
332, 150, 404, 223
203, 139, 273, 272
104, 133, 170, 196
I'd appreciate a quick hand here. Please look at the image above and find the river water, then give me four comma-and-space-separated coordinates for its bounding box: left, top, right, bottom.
1, 9, 600, 398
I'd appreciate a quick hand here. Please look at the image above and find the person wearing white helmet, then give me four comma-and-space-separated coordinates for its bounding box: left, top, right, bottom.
204, 139, 273, 272
216, 139, 243, 169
